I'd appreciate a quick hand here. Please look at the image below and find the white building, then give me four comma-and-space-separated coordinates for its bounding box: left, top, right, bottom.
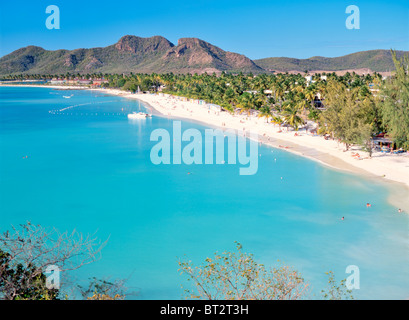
50, 79, 66, 85
208, 104, 222, 112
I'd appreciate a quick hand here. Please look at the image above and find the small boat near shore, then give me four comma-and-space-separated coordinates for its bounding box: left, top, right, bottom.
128, 112, 152, 119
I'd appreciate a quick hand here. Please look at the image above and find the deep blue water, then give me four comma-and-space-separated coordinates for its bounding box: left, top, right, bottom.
0, 86, 408, 299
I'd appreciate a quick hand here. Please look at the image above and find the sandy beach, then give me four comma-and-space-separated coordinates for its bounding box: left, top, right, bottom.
3, 84, 409, 211
108, 90, 409, 180
99, 88, 409, 212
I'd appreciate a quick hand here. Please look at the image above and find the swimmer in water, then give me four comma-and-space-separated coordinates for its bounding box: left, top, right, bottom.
398, 208, 402, 213
341, 217, 344, 220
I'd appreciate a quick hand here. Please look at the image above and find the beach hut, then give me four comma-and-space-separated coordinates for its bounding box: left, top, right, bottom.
373, 133, 393, 151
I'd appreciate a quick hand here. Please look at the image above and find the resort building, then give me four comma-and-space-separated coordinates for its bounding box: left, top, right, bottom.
50, 79, 66, 85
91, 79, 109, 87
305, 75, 313, 83
78, 79, 92, 85
207, 104, 222, 112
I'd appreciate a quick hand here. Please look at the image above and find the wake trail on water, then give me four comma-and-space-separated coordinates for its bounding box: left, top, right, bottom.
48, 100, 117, 114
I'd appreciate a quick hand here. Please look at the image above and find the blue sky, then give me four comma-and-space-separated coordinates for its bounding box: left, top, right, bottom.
0, 0, 408, 59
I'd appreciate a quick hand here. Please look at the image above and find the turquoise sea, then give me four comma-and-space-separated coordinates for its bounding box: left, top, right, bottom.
0, 86, 408, 299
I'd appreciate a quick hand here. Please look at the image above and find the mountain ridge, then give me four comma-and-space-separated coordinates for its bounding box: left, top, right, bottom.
0, 35, 407, 75
0, 35, 263, 75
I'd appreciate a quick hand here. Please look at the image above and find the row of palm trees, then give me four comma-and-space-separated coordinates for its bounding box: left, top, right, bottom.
2, 71, 381, 132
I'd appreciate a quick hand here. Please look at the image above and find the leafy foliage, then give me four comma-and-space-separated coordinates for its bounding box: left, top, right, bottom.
77, 277, 129, 300
0, 248, 58, 300
321, 271, 354, 300
319, 80, 378, 150
178, 242, 309, 300
377, 51, 409, 149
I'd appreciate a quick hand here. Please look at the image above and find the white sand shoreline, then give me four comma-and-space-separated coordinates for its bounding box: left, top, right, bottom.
3, 84, 409, 211
100, 88, 409, 213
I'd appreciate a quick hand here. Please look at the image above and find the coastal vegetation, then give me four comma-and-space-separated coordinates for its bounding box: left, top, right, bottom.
376, 53, 409, 150
178, 242, 353, 300
106, 51, 405, 152
1, 51, 408, 152
178, 242, 310, 300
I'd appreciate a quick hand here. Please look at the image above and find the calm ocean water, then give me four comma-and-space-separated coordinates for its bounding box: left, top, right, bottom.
0, 86, 408, 299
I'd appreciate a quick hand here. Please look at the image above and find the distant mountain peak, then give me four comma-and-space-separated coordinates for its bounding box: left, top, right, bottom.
161, 37, 262, 73
177, 37, 208, 47
114, 35, 174, 54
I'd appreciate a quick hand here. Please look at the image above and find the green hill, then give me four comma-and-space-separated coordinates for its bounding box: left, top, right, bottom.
254, 50, 408, 72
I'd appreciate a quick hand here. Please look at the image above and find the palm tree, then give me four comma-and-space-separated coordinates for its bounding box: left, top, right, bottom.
296, 99, 310, 123
258, 106, 272, 123
304, 88, 316, 108
271, 115, 283, 129
237, 92, 255, 115
283, 104, 304, 131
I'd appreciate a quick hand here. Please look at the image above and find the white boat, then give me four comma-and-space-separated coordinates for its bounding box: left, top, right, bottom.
128, 112, 150, 119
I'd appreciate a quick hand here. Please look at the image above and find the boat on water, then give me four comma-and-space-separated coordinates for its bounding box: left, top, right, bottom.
63, 94, 74, 99
128, 112, 152, 119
